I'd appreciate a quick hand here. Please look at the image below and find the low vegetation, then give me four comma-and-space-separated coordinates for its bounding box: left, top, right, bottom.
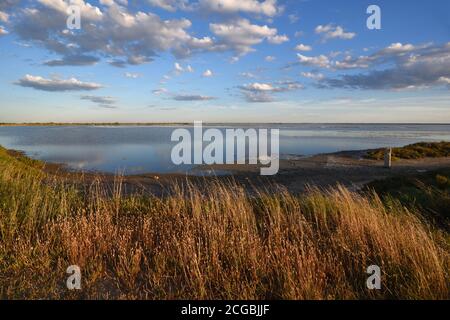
365, 168, 450, 232
365, 141, 450, 160
0, 146, 449, 299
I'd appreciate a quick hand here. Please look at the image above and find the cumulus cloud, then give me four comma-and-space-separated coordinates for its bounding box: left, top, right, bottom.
380, 42, 416, 54
297, 54, 331, 68
12, 0, 218, 67
81, 95, 118, 108
265, 55, 275, 62
267, 34, 289, 44
295, 44, 312, 51
12, 1, 287, 66
241, 82, 278, 92
239, 81, 303, 102
292, 42, 426, 72
147, 0, 281, 17
210, 18, 285, 56
16, 74, 103, 91
320, 42, 450, 90
332, 43, 422, 70
147, 0, 191, 12
315, 24, 355, 42
238, 84, 275, 103
199, 0, 280, 17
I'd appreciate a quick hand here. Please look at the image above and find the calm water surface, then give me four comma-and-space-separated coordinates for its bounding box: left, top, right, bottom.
0, 124, 449, 175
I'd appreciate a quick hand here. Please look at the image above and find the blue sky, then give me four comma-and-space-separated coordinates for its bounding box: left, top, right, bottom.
0, 0, 449, 123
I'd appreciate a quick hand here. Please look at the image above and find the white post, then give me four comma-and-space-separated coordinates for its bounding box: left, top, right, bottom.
384, 147, 392, 168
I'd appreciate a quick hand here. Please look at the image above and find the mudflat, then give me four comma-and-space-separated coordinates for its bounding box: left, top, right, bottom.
12, 147, 450, 195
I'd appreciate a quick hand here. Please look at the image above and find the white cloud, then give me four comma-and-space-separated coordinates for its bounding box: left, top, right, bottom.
124, 72, 141, 78
242, 82, 276, 91
321, 42, 450, 90
147, 0, 190, 12
297, 54, 331, 68
14, 1, 220, 67
174, 62, 184, 72
16, 74, 103, 91
295, 44, 312, 51
379, 42, 415, 54
265, 55, 276, 62
301, 72, 324, 80
38, 0, 103, 21
0, 11, 9, 22
268, 34, 289, 44
0, 26, 8, 35
438, 76, 450, 84
14, 1, 287, 65
239, 81, 303, 102
330, 43, 426, 70
199, 0, 280, 17
229, 57, 240, 63
202, 69, 213, 77
148, 0, 281, 17
210, 19, 284, 56
315, 24, 356, 41
174, 62, 194, 74
334, 55, 370, 69
239, 72, 256, 78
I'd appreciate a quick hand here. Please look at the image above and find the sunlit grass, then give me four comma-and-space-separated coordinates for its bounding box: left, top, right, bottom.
0, 146, 448, 299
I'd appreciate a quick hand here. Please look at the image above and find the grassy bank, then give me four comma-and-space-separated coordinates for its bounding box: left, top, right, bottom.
0, 146, 449, 299
366, 168, 450, 231
366, 141, 450, 160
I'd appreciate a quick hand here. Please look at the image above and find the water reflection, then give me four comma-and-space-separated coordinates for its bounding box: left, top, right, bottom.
0, 124, 449, 175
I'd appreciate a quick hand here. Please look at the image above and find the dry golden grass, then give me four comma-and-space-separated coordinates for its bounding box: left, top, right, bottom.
0, 147, 449, 299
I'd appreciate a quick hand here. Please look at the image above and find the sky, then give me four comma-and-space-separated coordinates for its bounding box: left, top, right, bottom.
0, 0, 449, 123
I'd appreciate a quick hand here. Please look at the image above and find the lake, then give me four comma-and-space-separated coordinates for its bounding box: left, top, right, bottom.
0, 124, 449, 175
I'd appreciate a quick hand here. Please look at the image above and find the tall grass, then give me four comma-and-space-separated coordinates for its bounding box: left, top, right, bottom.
0, 148, 448, 299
